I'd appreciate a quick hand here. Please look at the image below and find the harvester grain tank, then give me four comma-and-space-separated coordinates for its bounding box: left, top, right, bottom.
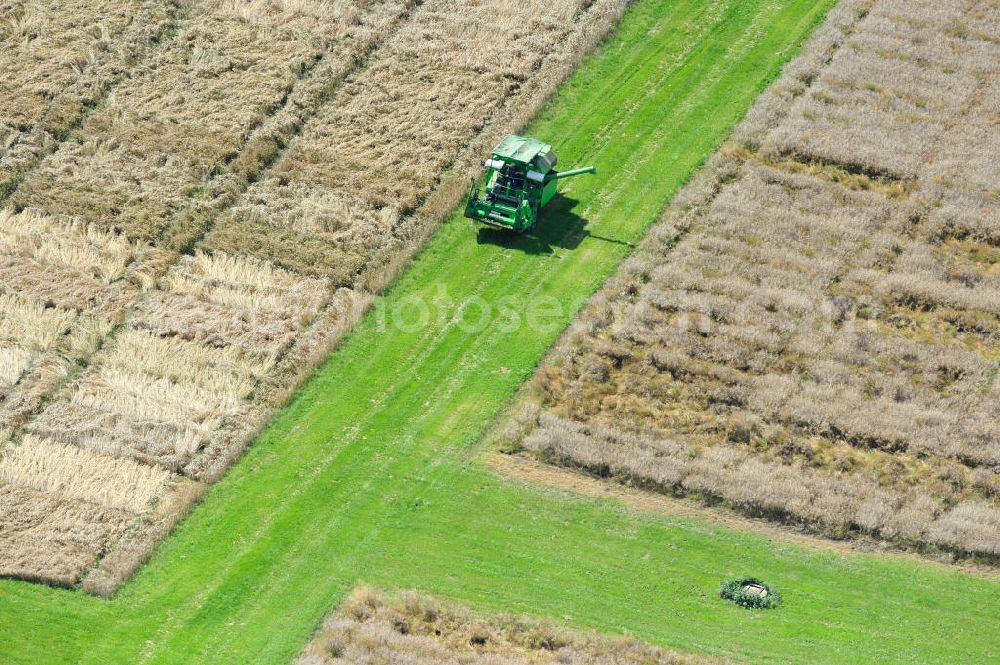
464, 134, 596, 232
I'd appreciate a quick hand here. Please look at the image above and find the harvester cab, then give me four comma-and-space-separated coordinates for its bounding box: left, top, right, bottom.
464, 134, 595, 233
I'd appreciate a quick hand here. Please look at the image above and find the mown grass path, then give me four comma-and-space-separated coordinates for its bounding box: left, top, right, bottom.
2, 0, 999, 663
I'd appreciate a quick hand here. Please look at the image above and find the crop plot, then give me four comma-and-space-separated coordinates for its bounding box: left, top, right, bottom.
510, 0, 1000, 560
0, 209, 155, 587
28, 253, 330, 474
0, 209, 145, 428
0, 0, 140, 130
0, 0, 628, 592
0, 0, 179, 194
10, 0, 411, 242
298, 587, 724, 665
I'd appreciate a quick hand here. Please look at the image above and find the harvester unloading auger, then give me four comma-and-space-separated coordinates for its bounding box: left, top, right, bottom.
464, 134, 595, 233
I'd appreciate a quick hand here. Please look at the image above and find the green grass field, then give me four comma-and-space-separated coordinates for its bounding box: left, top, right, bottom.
3, 0, 999, 663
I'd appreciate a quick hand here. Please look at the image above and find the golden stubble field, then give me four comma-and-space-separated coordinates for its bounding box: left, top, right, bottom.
0, 0, 630, 593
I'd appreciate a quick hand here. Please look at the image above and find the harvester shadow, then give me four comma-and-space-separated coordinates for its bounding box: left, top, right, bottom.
474, 194, 632, 255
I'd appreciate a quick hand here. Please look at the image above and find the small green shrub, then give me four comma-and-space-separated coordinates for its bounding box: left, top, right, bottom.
720, 577, 782, 609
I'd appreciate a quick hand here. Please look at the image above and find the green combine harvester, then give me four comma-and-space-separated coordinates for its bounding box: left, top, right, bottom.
464, 134, 596, 232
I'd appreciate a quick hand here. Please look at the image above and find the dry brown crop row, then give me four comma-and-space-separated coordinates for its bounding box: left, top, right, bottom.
0, 482, 136, 587
298, 586, 726, 665
0, 208, 147, 427
0, 206, 155, 587
10, 0, 410, 241
0, 434, 171, 512
0, 0, 140, 130
28, 252, 329, 473
0, 0, 181, 197
508, 0, 1000, 560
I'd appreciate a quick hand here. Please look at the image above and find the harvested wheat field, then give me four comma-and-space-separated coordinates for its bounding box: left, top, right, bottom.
507, 0, 1000, 561
298, 587, 725, 665
0, 0, 628, 592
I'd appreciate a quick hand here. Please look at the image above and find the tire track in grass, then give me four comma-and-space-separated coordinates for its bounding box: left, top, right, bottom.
545, 0, 712, 139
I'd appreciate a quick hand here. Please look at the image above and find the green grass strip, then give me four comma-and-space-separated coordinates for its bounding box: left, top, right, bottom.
2, 0, 999, 663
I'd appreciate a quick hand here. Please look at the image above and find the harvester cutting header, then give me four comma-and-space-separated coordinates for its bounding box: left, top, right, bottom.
464, 134, 596, 233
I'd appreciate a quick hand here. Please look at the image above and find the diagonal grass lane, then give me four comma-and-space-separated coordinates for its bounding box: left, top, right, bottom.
3, 0, 999, 663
